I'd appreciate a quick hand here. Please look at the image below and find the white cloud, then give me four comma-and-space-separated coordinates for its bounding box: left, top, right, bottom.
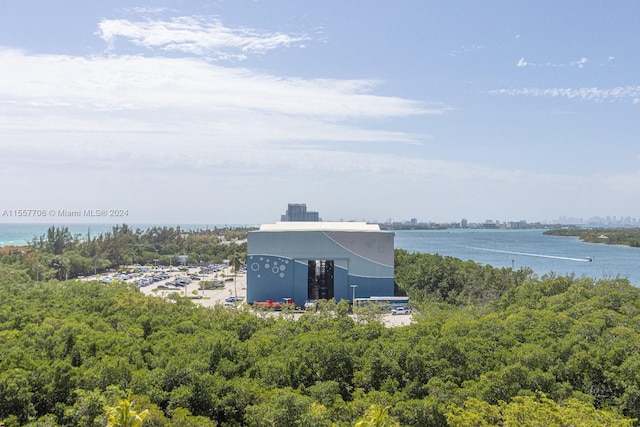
0, 46, 447, 210
0, 48, 442, 132
3, 12, 634, 224
448, 44, 484, 57
97, 16, 310, 59
489, 85, 640, 103
514, 56, 591, 68
4, 124, 635, 224
120, 7, 174, 15
0, 48, 583, 189
571, 56, 588, 68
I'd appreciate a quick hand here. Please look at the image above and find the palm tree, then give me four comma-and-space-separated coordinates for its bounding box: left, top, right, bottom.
104, 396, 150, 427
354, 404, 400, 427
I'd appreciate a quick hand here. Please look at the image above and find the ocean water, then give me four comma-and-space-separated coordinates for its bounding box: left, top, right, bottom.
0, 223, 243, 247
395, 229, 640, 285
1, 224, 638, 285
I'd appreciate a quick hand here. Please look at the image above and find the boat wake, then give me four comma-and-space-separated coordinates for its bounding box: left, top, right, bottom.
470, 246, 592, 262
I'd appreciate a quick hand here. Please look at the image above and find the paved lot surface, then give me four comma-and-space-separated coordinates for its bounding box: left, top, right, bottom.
137, 266, 247, 306
92, 266, 412, 327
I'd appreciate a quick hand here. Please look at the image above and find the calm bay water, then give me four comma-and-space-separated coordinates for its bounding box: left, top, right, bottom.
395, 229, 640, 286
1, 224, 638, 285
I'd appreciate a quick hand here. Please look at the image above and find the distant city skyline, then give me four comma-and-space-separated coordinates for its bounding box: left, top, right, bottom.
2, 205, 638, 227
1, 216, 638, 229
274, 206, 640, 227
334, 215, 640, 227
1, 1, 639, 224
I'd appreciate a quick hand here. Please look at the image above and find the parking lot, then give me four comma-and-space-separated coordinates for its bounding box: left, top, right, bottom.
88, 264, 247, 306
87, 265, 411, 327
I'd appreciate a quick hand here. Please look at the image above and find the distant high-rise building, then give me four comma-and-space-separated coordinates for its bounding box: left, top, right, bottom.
280, 203, 321, 222
509, 220, 527, 229
461, 218, 468, 228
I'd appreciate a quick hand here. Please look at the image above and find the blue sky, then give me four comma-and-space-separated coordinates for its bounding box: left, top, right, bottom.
1, 1, 639, 224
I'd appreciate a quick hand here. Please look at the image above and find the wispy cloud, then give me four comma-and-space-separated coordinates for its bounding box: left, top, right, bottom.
0, 46, 449, 168
489, 85, 640, 103
97, 16, 310, 59
448, 44, 484, 57
4, 123, 635, 224
515, 56, 592, 68
120, 7, 174, 15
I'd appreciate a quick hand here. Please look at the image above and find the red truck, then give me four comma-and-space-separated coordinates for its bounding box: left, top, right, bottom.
254, 298, 295, 310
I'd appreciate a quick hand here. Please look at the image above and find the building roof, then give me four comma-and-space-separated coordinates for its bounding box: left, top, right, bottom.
258, 222, 381, 232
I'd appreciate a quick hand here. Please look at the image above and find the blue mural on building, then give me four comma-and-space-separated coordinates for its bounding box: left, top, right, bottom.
246, 223, 394, 304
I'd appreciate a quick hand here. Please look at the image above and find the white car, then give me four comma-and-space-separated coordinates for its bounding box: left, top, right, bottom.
391, 306, 411, 315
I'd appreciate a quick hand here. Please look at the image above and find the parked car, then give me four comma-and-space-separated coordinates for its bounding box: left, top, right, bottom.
391, 306, 412, 315
225, 296, 243, 303
254, 298, 295, 311
304, 299, 318, 310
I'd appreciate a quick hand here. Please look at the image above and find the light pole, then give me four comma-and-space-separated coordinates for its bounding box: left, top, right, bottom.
234, 274, 237, 297
234, 257, 243, 298
350, 284, 358, 303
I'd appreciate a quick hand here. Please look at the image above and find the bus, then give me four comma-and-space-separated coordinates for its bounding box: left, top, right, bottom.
353, 296, 410, 311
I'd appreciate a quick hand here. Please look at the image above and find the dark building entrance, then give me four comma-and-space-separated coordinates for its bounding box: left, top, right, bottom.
308, 260, 334, 300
